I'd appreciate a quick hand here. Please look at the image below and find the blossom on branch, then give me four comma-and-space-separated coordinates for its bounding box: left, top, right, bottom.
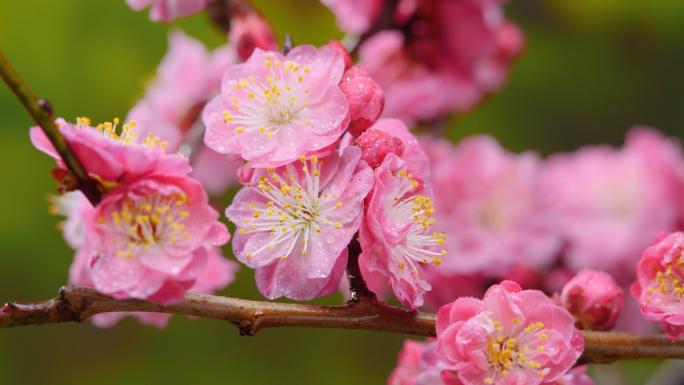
388, 339, 450, 385
126, 31, 241, 196
125, 0, 215, 22
435, 281, 584, 385
226, 147, 373, 301
203, 45, 350, 168
556, 269, 623, 331
631, 231, 684, 339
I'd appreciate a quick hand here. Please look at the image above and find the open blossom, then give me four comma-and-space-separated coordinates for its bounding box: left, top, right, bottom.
203, 45, 349, 168
87, 174, 230, 304
557, 269, 623, 331
358, 0, 524, 124
320, 0, 384, 35
421, 135, 560, 276
126, 31, 241, 196
31, 118, 191, 186
339, 66, 385, 135
541, 127, 683, 281
388, 339, 450, 385
631, 231, 684, 339
435, 281, 584, 385
226, 147, 373, 301
125, 0, 214, 22
360, 153, 444, 310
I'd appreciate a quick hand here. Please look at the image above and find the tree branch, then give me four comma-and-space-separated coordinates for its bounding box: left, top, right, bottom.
0, 50, 101, 205
2, 285, 683, 364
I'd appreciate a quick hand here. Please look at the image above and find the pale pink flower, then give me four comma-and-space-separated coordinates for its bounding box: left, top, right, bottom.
125, 0, 214, 22
31, 118, 191, 186
541, 127, 683, 281
340, 66, 385, 135
203, 45, 349, 168
228, 11, 279, 62
50, 191, 93, 250
320, 0, 385, 35
87, 174, 230, 304
558, 269, 623, 331
126, 31, 240, 196
421, 135, 560, 276
358, 0, 524, 124
388, 339, 450, 385
226, 147, 373, 301
435, 281, 584, 385
556, 366, 595, 385
631, 231, 684, 339
360, 153, 444, 310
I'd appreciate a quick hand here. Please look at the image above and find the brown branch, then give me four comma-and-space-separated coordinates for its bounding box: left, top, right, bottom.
1, 285, 683, 363
0, 50, 101, 205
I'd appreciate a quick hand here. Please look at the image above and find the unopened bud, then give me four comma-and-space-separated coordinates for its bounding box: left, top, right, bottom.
352, 129, 404, 169
559, 269, 623, 331
339, 66, 384, 135
229, 12, 279, 62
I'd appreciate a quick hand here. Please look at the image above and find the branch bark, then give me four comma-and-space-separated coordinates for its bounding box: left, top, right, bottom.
1, 285, 683, 364
0, 50, 101, 205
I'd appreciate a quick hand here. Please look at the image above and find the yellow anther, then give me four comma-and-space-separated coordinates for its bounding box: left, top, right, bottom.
235, 127, 244, 134
334, 222, 343, 229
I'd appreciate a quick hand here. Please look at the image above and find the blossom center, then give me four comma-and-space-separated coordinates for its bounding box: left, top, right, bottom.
222, 56, 312, 139
238, 156, 343, 260
97, 192, 192, 258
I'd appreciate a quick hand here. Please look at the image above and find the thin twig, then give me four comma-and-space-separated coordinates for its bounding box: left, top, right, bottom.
1, 286, 683, 363
0, 50, 100, 205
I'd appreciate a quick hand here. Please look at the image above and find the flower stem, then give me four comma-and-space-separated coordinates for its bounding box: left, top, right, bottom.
1, 286, 682, 363
0, 50, 100, 205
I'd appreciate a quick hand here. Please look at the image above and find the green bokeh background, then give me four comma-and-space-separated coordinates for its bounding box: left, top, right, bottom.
0, 0, 682, 383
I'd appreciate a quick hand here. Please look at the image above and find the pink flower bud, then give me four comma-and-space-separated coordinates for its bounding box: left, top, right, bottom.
325, 40, 352, 70
229, 12, 278, 62
559, 269, 623, 331
352, 129, 404, 169
339, 66, 385, 135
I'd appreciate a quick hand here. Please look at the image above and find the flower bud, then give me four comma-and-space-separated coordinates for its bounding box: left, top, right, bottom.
325, 40, 352, 70
352, 129, 404, 169
339, 66, 385, 135
559, 268, 623, 331
229, 12, 279, 62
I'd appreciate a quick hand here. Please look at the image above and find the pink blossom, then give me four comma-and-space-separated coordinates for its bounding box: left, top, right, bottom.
125, 0, 214, 22
541, 127, 683, 281
388, 339, 450, 385
339, 66, 385, 135
631, 231, 684, 339
126, 31, 240, 196
435, 281, 584, 385
229, 11, 279, 62
49, 191, 93, 250
353, 130, 404, 169
325, 40, 353, 71
87, 174, 230, 304
558, 269, 623, 331
556, 366, 595, 385
358, 0, 524, 124
360, 153, 444, 310
31, 118, 191, 186
203, 45, 349, 168
421, 135, 560, 276
320, 0, 385, 35
226, 147, 373, 301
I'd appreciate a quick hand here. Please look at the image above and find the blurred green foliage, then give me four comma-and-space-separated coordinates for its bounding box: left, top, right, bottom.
0, 0, 681, 383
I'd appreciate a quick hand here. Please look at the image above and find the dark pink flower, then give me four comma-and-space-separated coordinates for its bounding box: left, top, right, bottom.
203, 45, 349, 168
229, 11, 279, 62
340, 66, 385, 135
125, 0, 215, 22
388, 339, 449, 385
320, 0, 385, 35
226, 147, 373, 301
360, 153, 444, 309
558, 269, 623, 331
420, 135, 560, 276
541, 128, 683, 281
87, 174, 230, 304
126, 31, 240, 196
435, 281, 584, 385
353, 129, 404, 169
631, 231, 684, 339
